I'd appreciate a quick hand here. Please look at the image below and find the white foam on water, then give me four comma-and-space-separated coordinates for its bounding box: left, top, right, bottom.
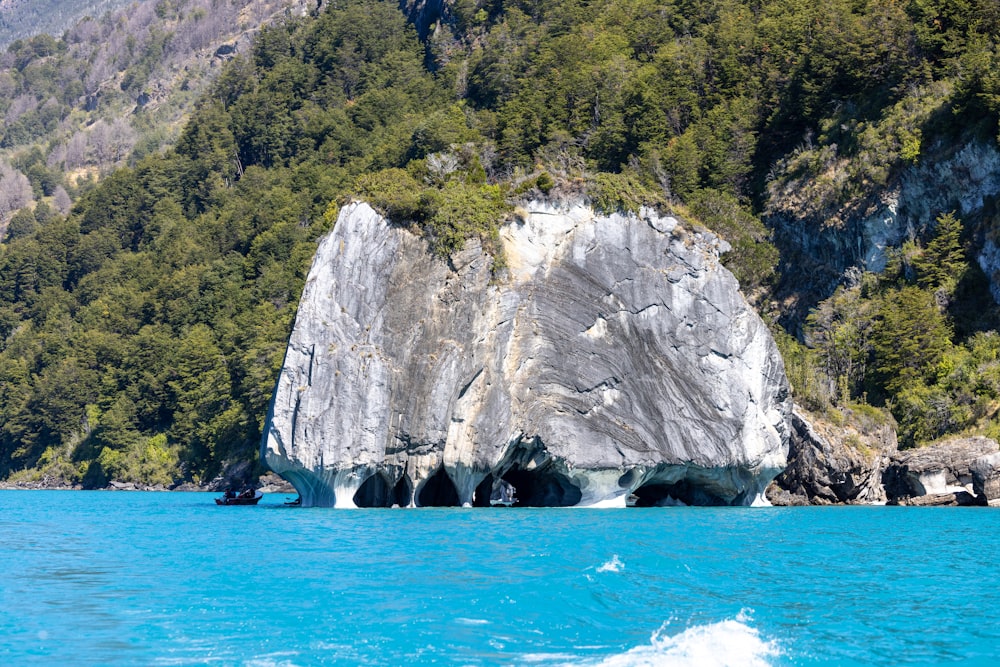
564, 613, 779, 667
455, 617, 490, 625
244, 654, 303, 667
597, 555, 624, 573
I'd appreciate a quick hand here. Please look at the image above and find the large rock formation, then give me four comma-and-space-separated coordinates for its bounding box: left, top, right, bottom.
261, 201, 792, 507
971, 452, 1000, 507
767, 406, 897, 505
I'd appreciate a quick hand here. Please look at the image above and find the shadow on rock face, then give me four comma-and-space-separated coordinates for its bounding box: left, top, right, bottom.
353, 472, 413, 507
417, 467, 461, 507
630, 479, 728, 506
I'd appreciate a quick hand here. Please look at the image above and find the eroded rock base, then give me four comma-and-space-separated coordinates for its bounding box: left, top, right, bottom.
275, 436, 777, 508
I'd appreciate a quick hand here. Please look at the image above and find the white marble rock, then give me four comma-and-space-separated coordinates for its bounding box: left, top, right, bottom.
261, 201, 792, 507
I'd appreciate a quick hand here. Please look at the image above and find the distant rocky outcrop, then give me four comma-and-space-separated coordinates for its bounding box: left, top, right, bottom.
883, 436, 999, 506
398, 0, 445, 39
770, 410, 1000, 506
971, 452, 1000, 507
261, 201, 792, 507
767, 406, 897, 505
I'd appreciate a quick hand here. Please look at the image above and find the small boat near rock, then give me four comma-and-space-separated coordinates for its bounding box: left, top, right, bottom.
215, 489, 263, 505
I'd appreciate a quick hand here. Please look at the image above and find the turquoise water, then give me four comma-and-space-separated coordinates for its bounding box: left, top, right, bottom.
2, 491, 999, 665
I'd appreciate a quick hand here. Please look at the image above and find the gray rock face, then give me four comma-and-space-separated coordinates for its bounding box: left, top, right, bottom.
262, 201, 792, 507
883, 436, 999, 505
767, 140, 1000, 320
971, 452, 1000, 507
767, 407, 897, 505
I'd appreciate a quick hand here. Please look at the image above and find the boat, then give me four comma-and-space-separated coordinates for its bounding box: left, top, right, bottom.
215, 490, 263, 505
489, 479, 517, 507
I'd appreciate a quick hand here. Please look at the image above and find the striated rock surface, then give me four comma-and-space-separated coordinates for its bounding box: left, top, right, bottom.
767, 406, 897, 505
262, 201, 791, 507
883, 436, 999, 505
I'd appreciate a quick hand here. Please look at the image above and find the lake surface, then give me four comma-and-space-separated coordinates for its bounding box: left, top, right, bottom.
2, 491, 998, 665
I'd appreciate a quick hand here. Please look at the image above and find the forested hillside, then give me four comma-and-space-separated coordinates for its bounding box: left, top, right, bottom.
0, 0, 310, 237
2, 0, 1000, 487
0, 0, 133, 49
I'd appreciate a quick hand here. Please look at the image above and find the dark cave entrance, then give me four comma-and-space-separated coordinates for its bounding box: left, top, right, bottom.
630, 479, 728, 507
416, 467, 461, 507
392, 474, 413, 507
353, 473, 392, 507
501, 464, 582, 507
473, 474, 494, 507
353, 472, 413, 507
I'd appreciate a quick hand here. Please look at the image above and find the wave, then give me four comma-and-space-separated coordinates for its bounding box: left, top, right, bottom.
564, 614, 779, 667
597, 555, 624, 573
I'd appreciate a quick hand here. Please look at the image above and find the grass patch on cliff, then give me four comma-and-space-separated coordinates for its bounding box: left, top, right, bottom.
355, 163, 511, 267
587, 172, 665, 216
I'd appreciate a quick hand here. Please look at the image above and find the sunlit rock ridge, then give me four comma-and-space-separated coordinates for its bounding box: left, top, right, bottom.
262, 201, 791, 507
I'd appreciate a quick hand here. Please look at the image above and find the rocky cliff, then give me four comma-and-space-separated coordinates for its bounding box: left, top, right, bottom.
767, 406, 897, 505
261, 201, 792, 507
769, 411, 1000, 507
768, 140, 1000, 323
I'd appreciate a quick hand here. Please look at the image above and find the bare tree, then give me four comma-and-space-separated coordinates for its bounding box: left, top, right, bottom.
5, 94, 38, 124
85, 118, 137, 171
65, 16, 102, 45
426, 151, 460, 183
0, 162, 34, 221
47, 143, 67, 171
88, 119, 114, 171
52, 186, 73, 215
64, 130, 90, 170
107, 117, 137, 165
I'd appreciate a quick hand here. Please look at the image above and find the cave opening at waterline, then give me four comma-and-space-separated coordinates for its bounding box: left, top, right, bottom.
352, 472, 413, 507
630, 478, 728, 506
473, 474, 494, 507
501, 465, 582, 507
353, 473, 391, 507
392, 474, 413, 507
473, 473, 518, 507
416, 467, 461, 507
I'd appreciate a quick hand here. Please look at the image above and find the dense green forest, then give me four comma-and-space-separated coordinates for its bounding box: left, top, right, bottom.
2, 0, 1000, 486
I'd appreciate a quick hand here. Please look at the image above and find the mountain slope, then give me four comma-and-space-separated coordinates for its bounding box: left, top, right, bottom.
0, 0, 134, 49
0, 0, 312, 240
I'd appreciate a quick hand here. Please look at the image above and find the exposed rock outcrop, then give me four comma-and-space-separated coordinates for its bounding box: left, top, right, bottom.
767, 406, 897, 505
883, 436, 999, 505
768, 140, 1000, 323
978, 238, 1000, 305
971, 452, 1000, 507
261, 201, 792, 507
398, 0, 445, 39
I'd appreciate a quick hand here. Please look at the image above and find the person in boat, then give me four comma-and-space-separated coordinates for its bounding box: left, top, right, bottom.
223, 488, 236, 500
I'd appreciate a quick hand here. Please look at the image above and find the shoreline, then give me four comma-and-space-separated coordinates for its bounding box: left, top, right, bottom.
0, 472, 295, 494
